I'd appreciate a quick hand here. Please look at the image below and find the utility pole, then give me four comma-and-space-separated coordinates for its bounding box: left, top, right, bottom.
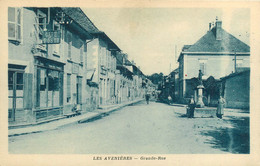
234, 52, 237, 73
175, 45, 177, 63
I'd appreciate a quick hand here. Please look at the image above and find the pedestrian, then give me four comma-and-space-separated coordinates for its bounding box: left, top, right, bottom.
216, 96, 225, 119
187, 96, 196, 118
145, 89, 150, 104
168, 95, 172, 105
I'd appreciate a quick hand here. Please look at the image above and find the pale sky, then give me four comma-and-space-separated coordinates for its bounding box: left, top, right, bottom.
82, 8, 250, 75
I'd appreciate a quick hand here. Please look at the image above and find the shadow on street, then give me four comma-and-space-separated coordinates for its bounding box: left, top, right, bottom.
201, 116, 249, 154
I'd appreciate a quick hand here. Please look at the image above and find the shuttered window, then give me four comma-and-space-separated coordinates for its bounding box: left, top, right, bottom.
199, 62, 206, 75
8, 7, 22, 42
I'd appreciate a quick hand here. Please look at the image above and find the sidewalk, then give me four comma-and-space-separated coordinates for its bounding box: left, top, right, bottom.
8, 99, 144, 137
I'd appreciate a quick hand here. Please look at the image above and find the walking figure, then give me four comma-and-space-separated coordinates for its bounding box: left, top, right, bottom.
187, 96, 196, 118
145, 89, 150, 104
216, 96, 225, 119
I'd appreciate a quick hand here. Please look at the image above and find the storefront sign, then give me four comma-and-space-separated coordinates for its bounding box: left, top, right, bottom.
42, 30, 61, 44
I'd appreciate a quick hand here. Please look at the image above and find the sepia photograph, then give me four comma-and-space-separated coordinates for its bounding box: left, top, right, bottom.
1, 0, 260, 165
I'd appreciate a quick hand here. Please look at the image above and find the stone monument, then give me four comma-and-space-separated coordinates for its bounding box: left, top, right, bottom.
196, 70, 205, 108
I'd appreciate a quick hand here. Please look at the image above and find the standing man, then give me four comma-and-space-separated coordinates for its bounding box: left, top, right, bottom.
145, 88, 150, 104
187, 96, 196, 118
216, 96, 225, 119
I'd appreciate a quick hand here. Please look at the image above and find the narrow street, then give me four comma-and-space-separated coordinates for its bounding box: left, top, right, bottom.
9, 101, 249, 154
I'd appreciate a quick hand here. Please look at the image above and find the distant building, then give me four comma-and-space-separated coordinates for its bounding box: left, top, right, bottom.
87, 32, 120, 107
177, 19, 250, 103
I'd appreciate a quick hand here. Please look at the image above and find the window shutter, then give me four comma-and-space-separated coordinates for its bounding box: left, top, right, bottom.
23, 73, 33, 109
67, 74, 71, 98
79, 77, 82, 104
59, 72, 63, 106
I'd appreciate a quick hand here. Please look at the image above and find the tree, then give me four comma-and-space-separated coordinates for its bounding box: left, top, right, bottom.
147, 72, 164, 85
204, 76, 220, 106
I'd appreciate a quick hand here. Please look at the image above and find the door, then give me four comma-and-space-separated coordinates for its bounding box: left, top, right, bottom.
8, 70, 24, 121
76, 76, 82, 104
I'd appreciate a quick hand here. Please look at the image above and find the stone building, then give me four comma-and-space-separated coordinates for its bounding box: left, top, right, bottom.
177, 19, 250, 103
86, 32, 120, 107
8, 7, 146, 126
8, 7, 95, 125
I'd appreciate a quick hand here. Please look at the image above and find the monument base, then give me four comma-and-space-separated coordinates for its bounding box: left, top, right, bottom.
196, 85, 205, 108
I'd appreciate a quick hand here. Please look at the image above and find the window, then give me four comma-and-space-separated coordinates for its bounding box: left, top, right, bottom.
37, 9, 47, 40
199, 63, 206, 75
67, 74, 71, 103
199, 59, 207, 75
8, 69, 25, 121
37, 68, 47, 107
36, 68, 62, 108
8, 7, 22, 42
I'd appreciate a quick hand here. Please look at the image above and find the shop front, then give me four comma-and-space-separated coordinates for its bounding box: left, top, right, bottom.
34, 56, 64, 122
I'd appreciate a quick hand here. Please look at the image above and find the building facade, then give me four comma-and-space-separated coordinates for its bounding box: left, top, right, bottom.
221, 70, 250, 109
8, 7, 96, 125
8, 7, 147, 126
177, 19, 250, 103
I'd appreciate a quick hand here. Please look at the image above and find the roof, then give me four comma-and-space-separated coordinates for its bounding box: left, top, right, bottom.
182, 45, 192, 51
220, 69, 250, 80
92, 32, 121, 51
115, 53, 124, 65
61, 7, 99, 34
116, 65, 133, 80
124, 59, 132, 66
183, 27, 250, 53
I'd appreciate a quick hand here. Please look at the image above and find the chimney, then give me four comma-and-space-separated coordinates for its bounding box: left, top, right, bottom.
215, 17, 222, 40
209, 23, 212, 30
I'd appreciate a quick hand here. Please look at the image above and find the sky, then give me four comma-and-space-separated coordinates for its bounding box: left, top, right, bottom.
82, 8, 250, 75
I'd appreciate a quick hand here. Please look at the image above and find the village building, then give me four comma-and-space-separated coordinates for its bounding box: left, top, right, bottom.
86, 32, 120, 107
114, 53, 134, 104
8, 7, 96, 125
177, 19, 250, 104
8, 7, 147, 126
